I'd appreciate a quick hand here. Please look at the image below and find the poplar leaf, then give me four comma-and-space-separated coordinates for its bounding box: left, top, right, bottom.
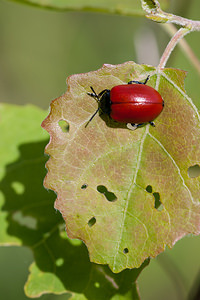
42, 61, 200, 273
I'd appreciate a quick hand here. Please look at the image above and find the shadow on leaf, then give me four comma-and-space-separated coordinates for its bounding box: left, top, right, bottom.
0, 140, 149, 299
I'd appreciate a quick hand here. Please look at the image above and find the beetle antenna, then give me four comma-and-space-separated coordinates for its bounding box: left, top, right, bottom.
85, 86, 102, 127
85, 107, 100, 128
85, 86, 110, 128
87, 86, 100, 102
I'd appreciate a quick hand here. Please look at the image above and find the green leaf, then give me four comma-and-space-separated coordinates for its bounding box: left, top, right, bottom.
26, 256, 148, 298
7, 0, 169, 15
0, 104, 49, 245
42, 61, 200, 273
0, 103, 145, 300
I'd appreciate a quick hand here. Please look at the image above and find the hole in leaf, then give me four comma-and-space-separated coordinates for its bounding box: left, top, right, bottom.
153, 192, 163, 211
88, 217, 96, 227
11, 181, 25, 195
12, 211, 37, 229
43, 232, 51, 239
55, 258, 64, 267
146, 185, 153, 193
188, 164, 200, 178
123, 248, 129, 254
94, 282, 100, 288
97, 185, 117, 202
97, 185, 107, 193
81, 184, 88, 189
68, 239, 82, 247
58, 120, 70, 133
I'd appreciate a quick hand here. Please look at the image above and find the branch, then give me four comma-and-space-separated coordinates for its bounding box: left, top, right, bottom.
141, 0, 200, 71
158, 27, 190, 70
164, 23, 200, 75
141, 0, 200, 31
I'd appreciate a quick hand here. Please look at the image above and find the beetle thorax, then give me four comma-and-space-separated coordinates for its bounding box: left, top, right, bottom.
99, 91, 111, 115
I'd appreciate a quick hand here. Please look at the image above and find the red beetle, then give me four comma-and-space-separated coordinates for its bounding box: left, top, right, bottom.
86, 75, 164, 129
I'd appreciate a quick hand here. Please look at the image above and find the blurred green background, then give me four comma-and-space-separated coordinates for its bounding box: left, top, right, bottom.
0, 0, 200, 299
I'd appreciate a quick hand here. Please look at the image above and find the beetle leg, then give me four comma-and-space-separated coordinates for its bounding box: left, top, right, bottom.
143, 75, 150, 85
127, 122, 155, 130
128, 75, 150, 85
97, 89, 110, 97
127, 123, 144, 130
149, 121, 155, 127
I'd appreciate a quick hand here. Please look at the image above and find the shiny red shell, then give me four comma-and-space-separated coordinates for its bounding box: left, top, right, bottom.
110, 84, 164, 123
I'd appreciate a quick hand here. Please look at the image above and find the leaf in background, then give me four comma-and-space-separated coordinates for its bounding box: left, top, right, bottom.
26, 255, 148, 299
42, 61, 200, 273
7, 0, 169, 15
0, 103, 147, 299
0, 104, 50, 245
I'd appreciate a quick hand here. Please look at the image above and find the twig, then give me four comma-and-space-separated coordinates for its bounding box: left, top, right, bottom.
158, 27, 190, 70
141, 0, 200, 70
163, 23, 200, 75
